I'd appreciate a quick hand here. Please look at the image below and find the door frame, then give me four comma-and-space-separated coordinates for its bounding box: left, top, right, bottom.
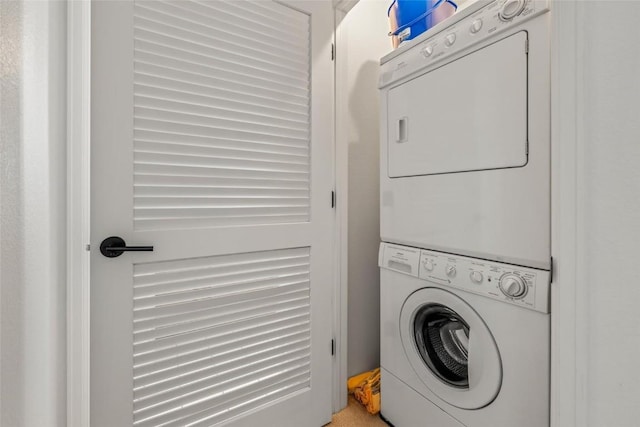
549, 1, 587, 427
66, 2, 345, 425
66, 1, 91, 426
333, 5, 349, 414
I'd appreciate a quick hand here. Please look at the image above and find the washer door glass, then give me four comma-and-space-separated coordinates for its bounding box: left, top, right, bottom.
400, 287, 502, 409
414, 304, 470, 388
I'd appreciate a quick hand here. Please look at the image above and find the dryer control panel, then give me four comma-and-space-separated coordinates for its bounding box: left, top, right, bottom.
379, 0, 550, 89
418, 249, 550, 313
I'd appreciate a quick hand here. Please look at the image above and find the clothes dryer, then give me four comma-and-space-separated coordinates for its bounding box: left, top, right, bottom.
379, 0, 551, 269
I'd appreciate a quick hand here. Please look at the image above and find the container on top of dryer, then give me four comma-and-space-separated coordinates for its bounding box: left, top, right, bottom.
378, 0, 551, 270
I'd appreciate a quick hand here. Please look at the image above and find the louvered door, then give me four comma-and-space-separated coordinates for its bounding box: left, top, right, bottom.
90, 1, 335, 426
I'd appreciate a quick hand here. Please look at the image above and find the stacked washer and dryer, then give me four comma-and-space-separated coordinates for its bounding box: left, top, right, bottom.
378, 1, 551, 426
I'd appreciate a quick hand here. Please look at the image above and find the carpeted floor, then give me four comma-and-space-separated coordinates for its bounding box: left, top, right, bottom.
327, 397, 389, 427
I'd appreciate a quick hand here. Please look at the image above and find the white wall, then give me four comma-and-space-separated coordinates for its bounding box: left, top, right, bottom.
336, 0, 392, 378
577, 3, 640, 425
0, 1, 67, 425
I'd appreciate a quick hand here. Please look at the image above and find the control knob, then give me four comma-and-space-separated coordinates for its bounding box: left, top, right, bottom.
470, 271, 483, 284
423, 259, 435, 272
499, 274, 527, 299
470, 19, 483, 34
446, 265, 457, 278
499, 0, 526, 21
422, 45, 434, 57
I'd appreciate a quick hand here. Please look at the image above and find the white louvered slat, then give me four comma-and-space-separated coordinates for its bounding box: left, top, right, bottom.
134, 215, 311, 231
134, 259, 310, 294
134, 186, 309, 200
134, 175, 309, 189
134, 314, 310, 369
133, 281, 310, 328
134, 96, 309, 130
135, 63, 309, 109
136, 136, 306, 158
136, 367, 310, 427
134, 40, 309, 94
134, 314, 309, 369
133, 27, 309, 83
134, 328, 310, 386
135, 51, 309, 104
134, 248, 310, 278
134, 152, 308, 173
132, 247, 311, 426
134, 354, 311, 424
133, 322, 310, 379
135, 118, 307, 147
134, 140, 308, 162
135, 164, 309, 180
133, 304, 310, 360
135, 208, 309, 222
134, 300, 310, 363
137, 1, 309, 53
134, 345, 309, 409
134, 109, 309, 140
167, 371, 311, 427
133, 8, 309, 67
133, 0, 311, 231
135, 199, 310, 211
173, 1, 309, 48
134, 129, 310, 154
134, 289, 309, 336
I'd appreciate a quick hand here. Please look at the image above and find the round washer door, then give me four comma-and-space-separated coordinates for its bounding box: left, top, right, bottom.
400, 287, 502, 409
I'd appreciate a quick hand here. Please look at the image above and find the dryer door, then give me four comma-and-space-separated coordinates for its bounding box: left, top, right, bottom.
386, 31, 528, 178
400, 287, 502, 409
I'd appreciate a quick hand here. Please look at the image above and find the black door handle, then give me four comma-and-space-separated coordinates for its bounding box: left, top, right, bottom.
100, 236, 154, 258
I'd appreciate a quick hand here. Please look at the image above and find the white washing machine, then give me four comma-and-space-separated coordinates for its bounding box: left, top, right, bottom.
379, 242, 550, 427
379, 0, 551, 270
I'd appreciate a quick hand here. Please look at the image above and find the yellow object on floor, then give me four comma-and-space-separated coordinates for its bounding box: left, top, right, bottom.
347, 368, 381, 415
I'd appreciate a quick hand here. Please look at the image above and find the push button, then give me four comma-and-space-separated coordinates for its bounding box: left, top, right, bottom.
470, 19, 483, 34
444, 33, 457, 47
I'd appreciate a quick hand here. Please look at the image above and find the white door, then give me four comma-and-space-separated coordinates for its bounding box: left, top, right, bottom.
90, 1, 335, 426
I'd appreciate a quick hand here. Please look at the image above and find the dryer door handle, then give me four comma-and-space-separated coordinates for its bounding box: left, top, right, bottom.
396, 117, 408, 143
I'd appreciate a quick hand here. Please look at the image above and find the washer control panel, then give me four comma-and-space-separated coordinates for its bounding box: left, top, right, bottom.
418, 249, 550, 313
379, 0, 549, 89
